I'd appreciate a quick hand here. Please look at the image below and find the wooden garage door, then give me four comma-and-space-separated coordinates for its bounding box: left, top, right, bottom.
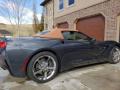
57, 22, 69, 28
76, 15, 105, 41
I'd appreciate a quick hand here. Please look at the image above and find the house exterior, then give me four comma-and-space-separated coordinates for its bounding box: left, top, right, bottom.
0, 29, 12, 37
41, 0, 54, 31
41, 0, 120, 41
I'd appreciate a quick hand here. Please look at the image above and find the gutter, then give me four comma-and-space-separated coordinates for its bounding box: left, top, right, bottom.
40, 0, 52, 6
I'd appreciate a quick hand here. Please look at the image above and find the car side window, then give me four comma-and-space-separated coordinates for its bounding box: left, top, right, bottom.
62, 31, 90, 41
62, 31, 76, 40
74, 32, 89, 41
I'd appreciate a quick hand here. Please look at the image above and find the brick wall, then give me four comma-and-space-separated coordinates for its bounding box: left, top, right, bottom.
54, 0, 120, 41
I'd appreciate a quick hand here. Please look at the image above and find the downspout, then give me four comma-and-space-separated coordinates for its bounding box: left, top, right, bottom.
53, 0, 55, 28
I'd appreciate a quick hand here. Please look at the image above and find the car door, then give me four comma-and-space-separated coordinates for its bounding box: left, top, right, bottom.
59, 31, 106, 69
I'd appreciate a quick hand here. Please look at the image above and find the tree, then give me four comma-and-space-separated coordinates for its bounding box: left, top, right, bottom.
32, 0, 40, 33
32, 0, 44, 33
0, 0, 29, 36
40, 10, 44, 32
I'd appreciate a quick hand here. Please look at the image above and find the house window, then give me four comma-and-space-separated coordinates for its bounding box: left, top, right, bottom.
68, 0, 75, 5
59, 0, 64, 10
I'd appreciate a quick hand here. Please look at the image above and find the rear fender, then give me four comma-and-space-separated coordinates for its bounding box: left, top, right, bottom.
21, 48, 61, 74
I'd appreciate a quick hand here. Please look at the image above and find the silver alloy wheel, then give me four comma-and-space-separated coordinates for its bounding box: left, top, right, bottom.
32, 55, 56, 81
112, 47, 120, 62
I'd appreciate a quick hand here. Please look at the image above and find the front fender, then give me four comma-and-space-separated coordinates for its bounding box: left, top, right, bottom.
102, 41, 120, 56
104, 41, 120, 47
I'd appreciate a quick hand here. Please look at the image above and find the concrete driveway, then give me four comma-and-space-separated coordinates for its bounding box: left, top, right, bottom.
0, 62, 120, 90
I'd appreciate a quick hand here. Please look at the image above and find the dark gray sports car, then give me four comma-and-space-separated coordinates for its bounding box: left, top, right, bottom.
0, 29, 120, 83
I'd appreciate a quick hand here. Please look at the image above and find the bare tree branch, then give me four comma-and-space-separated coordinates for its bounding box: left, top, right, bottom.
0, 0, 29, 36
32, 0, 43, 33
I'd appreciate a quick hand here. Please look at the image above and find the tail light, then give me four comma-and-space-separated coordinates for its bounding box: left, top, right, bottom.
0, 41, 7, 48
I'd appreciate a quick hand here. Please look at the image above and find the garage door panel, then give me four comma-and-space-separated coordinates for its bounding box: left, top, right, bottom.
76, 15, 105, 41
57, 22, 69, 28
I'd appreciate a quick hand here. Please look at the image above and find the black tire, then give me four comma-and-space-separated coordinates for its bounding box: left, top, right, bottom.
27, 51, 58, 83
109, 46, 120, 64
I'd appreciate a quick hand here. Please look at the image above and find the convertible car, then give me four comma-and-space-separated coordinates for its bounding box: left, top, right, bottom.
0, 29, 120, 83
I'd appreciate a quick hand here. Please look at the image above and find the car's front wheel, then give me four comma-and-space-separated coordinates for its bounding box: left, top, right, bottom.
109, 46, 120, 64
27, 51, 58, 83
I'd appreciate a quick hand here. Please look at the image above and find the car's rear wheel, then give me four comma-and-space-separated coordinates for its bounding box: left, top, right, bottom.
27, 52, 58, 83
109, 46, 120, 64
